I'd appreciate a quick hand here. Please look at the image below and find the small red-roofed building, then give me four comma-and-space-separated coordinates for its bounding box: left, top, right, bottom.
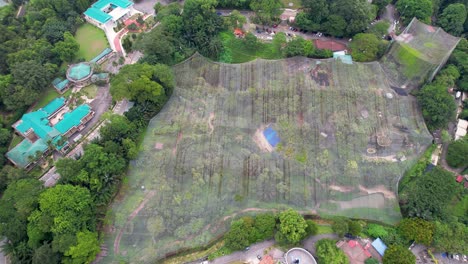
259, 255, 274, 264
456, 175, 463, 183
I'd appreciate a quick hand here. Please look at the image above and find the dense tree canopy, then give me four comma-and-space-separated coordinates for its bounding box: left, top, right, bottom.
417, 83, 456, 131
53, 32, 79, 62
396, 0, 433, 24
316, 239, 349, 264
277, 209, 307, 244
432, 221, 468, 254
250, 0, 282, 25
446, 136, 468, 168
437, 3, 467, 36
349, 33, 381, 62
401, 167, 462, 220
383, 244, 416, 264
397, 218, 434, 245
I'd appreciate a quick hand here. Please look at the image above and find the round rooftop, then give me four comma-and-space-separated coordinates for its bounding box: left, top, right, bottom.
285, 248, 317, 264
66, 62, 93, 82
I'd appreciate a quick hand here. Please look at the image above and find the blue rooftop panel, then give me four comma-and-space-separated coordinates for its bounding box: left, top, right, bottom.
92, 0, 132, 9
84, 7, 112, 24
263, 127, 280, 147
42, 97, 65, 116
90, 48, 113, 63
55, 104, 92, 134
371, 238, 387, 256
6, 138, 48, 168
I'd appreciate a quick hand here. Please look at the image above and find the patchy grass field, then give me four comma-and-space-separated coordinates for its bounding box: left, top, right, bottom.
81, 84, 98, 98
220, 31, 283, 63
32, 88, 71, 111
317, 225, 333, 235
75, 24, 109, 61
281, 0, 301, 8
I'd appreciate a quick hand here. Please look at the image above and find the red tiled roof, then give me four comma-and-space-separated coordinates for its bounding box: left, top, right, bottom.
314, 39, 347, 51
234, 28, 244, 35
259, 255, 274, 264
456, 175, 463, 183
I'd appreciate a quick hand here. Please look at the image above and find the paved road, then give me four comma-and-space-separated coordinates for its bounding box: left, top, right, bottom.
210, 240, 276, 264
302, 234, 339, 256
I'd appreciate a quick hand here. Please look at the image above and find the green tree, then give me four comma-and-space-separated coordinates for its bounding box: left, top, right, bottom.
64, 230, 100, 264
305, 219, 318, 236
27, 185, 94, 243
277, 209, 307, 244
396, 0, 433, 24
322, 15, 347, 37
301, 0, 329, 24
283, 37, 314, 57
437, 4, 467, 36
244, 32, 258, 51
224, 219, 252, 250
332, 217, 349, 237
417, 83, 456, 131
367, 21, 390, 38
349, 33, 380, 62
365, 224, 388, 238
32, 242, 60, 264
329, 0, 374, 36
365, 258, 380, 264
397, 218, 434, 245
432, 221, 468, 254
53, 32, 79, 62
252, 213, 276, 241
316, 239, 349, 264
401, 167, 462, 220
382, 244, 416, 264
446, 136, 468, 168
250, 0, 282, 25
348, 221, 362, 236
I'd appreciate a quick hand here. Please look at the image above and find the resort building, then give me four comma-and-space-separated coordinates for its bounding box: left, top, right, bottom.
84, 0, 135, 28
7, 98, 94, 169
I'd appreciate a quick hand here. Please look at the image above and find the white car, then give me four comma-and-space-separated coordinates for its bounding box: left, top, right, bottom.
456, 91, 461, 99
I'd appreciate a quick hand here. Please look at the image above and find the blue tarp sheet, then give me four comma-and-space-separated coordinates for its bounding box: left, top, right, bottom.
263, 127, 280, 147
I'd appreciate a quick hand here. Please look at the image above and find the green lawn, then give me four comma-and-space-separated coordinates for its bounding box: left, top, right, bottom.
75, 24, 109, 61
317, 225, 333, 235
81, 84, 98, 98
281, 0, 302, 8
33, 87, 72, 111
219, 31, 284, 63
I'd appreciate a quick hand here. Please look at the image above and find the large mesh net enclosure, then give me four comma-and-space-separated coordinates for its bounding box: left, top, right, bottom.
102, 54, 433, 263
380, 18, 460, 92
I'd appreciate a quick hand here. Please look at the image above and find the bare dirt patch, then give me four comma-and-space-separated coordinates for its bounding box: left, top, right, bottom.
253, 126, 273, 152
208, 112, 215, 135
359, 185, 396, 199
329, 185, 355, 192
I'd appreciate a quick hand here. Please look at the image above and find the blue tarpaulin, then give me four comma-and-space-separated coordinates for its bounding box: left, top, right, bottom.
263, 127, 280, 147
371, 238, 388, 256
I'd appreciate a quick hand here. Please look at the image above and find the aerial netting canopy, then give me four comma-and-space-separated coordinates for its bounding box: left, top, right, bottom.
103, 54, 432, 263
380, 18, 460, 92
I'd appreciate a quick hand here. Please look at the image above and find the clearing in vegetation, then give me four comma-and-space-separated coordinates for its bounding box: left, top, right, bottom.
102, 20, 460, 263
103, 54, 432, 263
74, 24, 109, 61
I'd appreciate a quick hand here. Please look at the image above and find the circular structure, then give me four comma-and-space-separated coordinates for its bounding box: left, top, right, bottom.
285, 248, 317, 264
385, 92, 394, 99
66, 62, 93, 84
367, 147, 376, 154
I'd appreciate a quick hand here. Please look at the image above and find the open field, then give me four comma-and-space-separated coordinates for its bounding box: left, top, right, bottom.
220, 31, 283, 63
75, 24, 109, 61
103, 54, 432, 263
32, 87, 71, 111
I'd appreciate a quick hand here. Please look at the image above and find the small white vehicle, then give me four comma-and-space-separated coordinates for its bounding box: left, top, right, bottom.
455, 91, 461, 99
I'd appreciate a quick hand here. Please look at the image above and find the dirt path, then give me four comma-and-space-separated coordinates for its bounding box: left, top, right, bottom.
358, 185, 396, 199
114, 190, 156, 255
172, 131, 183, 155
208, 113, 215, 135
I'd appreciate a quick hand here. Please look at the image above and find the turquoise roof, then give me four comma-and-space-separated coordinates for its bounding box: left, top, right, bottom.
68, 63, 92, 81
84, 7, 112, 24
85, 0, 132, 24
42, 97, 65, 116
91, 73, 109, 82
52, 78, 70, 91
55, 105, 92, 134
16, 111, 60, 139
6, 138, 48, 168
92, 0, 132, 9
90, 48, 113, 63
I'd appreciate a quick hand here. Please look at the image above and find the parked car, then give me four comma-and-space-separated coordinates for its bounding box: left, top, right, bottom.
456, 91, 461, 99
